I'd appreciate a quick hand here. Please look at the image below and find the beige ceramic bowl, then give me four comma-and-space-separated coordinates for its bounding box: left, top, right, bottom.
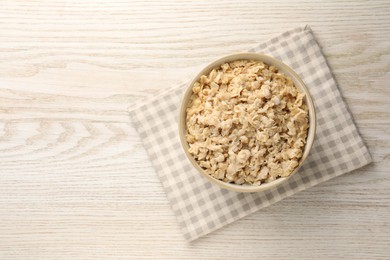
179, 53, 316, 192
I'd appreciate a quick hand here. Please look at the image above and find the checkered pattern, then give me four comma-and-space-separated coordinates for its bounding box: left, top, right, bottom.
129, 25, 372, 241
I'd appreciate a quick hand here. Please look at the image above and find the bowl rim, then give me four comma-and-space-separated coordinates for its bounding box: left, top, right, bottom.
178, 52, 316, 193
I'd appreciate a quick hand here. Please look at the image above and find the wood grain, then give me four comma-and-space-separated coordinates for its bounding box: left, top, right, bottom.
0, 0, 389, 259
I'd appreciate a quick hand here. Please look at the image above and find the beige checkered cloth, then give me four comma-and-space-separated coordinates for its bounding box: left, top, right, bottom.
129, 25, 372, 241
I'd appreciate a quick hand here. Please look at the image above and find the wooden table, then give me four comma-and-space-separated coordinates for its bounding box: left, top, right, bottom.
0, 1, 389, 259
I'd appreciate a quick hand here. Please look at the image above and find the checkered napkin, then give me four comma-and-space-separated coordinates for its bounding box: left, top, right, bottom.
129, 25, 372, 241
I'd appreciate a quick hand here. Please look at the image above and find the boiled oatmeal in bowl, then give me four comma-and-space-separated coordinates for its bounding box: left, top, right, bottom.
179, 53, 316, 192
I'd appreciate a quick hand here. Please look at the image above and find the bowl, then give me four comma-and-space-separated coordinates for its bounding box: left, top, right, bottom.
178, 53, 316, 192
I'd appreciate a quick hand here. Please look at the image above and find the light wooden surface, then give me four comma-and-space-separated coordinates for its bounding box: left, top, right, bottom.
0, 1, 389, 259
